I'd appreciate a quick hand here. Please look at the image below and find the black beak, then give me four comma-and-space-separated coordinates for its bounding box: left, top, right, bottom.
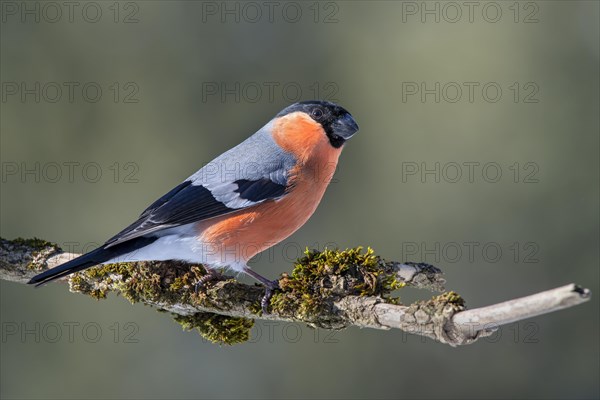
333, 113, 359, 140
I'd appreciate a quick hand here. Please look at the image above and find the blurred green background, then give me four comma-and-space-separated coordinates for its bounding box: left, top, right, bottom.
1, 1, 598, 399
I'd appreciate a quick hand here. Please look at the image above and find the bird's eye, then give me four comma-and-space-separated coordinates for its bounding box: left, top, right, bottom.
311, 108, 324, 119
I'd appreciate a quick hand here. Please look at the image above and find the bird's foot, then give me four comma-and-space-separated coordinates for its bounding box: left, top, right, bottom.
194, 268, 224, 294
242, 267, 280, 314
261, 279, 280, 315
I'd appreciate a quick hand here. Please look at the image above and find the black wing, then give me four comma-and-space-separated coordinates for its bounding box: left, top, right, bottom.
104, 178, 287, 248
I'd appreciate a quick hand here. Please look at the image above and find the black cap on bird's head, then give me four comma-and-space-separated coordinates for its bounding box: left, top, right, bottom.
276, 100, 359, 148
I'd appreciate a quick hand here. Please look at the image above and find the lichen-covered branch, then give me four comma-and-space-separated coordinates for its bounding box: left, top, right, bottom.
0, 237, 591, 346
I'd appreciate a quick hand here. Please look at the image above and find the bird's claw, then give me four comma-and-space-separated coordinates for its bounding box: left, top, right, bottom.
261, 280, 280, 314
194, 269, 223, 294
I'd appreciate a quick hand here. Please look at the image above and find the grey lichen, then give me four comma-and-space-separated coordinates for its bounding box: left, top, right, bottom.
0, 237, 61, 282
401, 291, 467, 345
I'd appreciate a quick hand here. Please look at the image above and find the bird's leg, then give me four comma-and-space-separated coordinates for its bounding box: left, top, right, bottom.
194, 267, 224, 294
243, 267, 279, 314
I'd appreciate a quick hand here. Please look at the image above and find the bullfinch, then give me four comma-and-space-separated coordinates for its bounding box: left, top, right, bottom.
28, 100, 359, 311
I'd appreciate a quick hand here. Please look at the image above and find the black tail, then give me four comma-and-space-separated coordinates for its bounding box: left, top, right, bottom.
28, 236, 158, 287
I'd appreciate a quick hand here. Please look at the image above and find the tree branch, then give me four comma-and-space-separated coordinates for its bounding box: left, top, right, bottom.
0, 237, 591, 346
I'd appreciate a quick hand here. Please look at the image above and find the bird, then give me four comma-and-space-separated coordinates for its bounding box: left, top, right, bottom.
28, 100, 359, 311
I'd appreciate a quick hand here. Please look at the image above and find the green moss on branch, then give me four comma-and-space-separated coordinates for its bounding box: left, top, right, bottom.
174, 313, 254, 345
66, 247, 443, 345
270, 247, 405, 322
